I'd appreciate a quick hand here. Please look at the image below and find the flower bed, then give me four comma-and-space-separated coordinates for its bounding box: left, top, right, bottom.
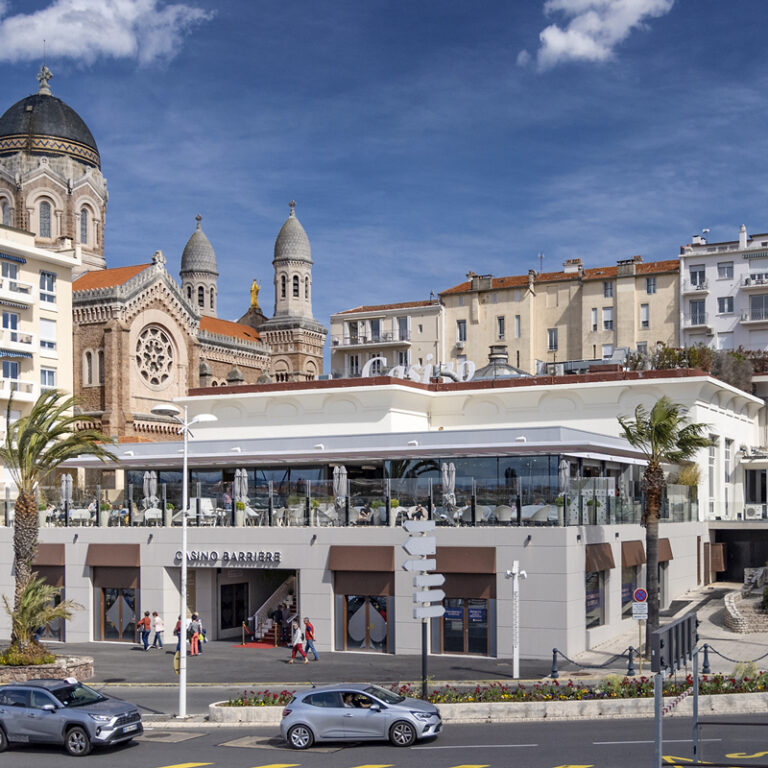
0, 655, 93, 684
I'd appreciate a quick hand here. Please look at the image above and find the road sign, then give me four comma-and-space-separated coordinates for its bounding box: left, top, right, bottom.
402, 519, 436, 533
632, 602, 649, 620
414, 604, 446, 619
402, 558, 437, 572
413, 588, 446, 604
633, 587, 648, 603
403, 536, 436, 556
413, 572, 445, 588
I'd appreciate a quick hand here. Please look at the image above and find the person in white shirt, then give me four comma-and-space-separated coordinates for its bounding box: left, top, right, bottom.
150, 611, 165, 649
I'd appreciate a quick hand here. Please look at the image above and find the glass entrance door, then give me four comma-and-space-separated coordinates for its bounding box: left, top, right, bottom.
220, 582, 248, 631
98, 587, 136, 641
442, 598, 489, 655
345, 595, 388, 652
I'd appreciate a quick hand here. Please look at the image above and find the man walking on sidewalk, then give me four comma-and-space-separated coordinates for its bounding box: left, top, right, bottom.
303, 617, 319, 661
151, 611, 164, 649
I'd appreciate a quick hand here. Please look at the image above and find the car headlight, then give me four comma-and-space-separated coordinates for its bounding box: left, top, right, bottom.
89, 714, 114, 723
410, 710, 435, 721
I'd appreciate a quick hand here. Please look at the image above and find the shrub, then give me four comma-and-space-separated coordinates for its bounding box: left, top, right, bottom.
0, 643, 56, 666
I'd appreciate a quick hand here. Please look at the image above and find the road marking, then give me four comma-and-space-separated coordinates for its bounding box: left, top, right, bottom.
155, 763, 213, 768
246, 764, 301, 768
551, 764, 593, 768
446, 765, 491, 767
414, 743, 538, 750
663, 758, 714, 765
727, 753, 768, 759
345, 765, 395, 768
594, 739, 722, 745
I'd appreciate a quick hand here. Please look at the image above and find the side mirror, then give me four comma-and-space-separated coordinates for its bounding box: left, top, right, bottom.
42, 704, 56, 712
369, 703, 381, 712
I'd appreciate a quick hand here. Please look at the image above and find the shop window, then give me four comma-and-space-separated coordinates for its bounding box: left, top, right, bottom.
585, 570, 605, 628
442, 598, 488, 655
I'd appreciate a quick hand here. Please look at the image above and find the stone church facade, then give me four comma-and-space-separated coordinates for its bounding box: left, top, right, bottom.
0, 67, 327, 440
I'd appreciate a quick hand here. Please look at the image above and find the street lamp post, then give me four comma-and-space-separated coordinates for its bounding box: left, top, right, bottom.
150, 402, 216, 719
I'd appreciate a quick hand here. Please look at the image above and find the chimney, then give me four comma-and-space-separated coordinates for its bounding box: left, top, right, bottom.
691, 235, 705, 246
616, 257, 638, 277
740, 224, 748, 249
528, 269, 536, 290
562, 258, 582, 274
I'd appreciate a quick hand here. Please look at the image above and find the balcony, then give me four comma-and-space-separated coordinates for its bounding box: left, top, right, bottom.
0, 328, 35, 354
682, 279, 709, 295
741, 275, 768, 291
331, 331, 411, 349
0, 378, 36, 402
740, 308, 768, 327
0, 277, 34, 306
683, 312, 710, 330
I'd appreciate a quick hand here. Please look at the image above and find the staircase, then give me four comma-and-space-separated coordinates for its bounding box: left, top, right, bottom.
253, 575, 298, 646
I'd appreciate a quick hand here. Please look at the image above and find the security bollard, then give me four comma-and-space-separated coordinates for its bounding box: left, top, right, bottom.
627, 646, 635, 676
702, 643, 711, 674
551, 648, 559, 679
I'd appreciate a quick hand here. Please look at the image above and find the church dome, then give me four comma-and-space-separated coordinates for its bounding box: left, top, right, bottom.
0, 66, 100, 168
273, 200, 312, 264
181, 214, 218, 275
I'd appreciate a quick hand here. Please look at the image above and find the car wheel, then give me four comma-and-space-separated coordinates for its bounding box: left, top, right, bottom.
0, 725, 7, 752
65, 725, 93, 756
389, 719, 416, 747
287, 724, 314, 750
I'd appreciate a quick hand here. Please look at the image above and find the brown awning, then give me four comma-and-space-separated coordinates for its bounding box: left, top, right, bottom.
85, 543, 140, 568
328, 546, 394, 572
435, 547, 496, 574
621, 540, 646, 568
33, 566, 64, 588
585, 542, 616, 572
33, 543, 65, 566
443, 573, 496, 599
658, 538, 674, 563
711, 542, 726, 572
334, 571, 394, 596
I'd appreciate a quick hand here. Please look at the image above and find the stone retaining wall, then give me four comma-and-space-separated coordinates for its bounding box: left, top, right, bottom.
0, 656, 93, 684
209, 691, 768, 725
724, 591, 768, 633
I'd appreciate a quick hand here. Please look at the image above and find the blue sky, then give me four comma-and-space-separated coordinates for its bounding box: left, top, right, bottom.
1, 0, 767, 355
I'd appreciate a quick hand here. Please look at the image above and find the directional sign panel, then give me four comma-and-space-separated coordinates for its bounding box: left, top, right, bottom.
402, 558, 437, 572
413, 573, 446, 588
632, 602, 649, 620
403, 520, 436, 533
414, 589, 445, 603
414, 604, 446, 619
403, 536, 436, 556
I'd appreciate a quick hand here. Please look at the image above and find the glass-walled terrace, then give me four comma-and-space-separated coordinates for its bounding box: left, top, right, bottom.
0, 454, 698, 528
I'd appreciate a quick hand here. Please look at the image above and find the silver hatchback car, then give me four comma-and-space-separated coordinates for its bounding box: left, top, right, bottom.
280, 683, 441, 749
0, 678, 142, 756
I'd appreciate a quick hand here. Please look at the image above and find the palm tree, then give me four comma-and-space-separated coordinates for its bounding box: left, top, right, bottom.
3, 575, 82, 652
0, 390, 116, 626
618, 396, 711, 653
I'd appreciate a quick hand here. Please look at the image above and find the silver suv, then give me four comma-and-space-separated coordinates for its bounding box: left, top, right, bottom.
0, 678, 142, 756
280, 683, 442, 749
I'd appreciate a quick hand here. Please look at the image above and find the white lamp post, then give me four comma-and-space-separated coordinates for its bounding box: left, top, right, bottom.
150, 402, 216, 719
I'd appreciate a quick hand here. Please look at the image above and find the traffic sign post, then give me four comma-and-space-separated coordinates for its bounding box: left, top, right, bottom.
402, 518, 444, 698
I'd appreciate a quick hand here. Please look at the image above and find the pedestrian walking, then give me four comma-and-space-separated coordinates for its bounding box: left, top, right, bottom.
303, 617, 319, 661
188, 612, 203, 656
173, 615, 183, 651
137, 611, 151, 651
288, 620, 308, 663
151, 611, 164, 649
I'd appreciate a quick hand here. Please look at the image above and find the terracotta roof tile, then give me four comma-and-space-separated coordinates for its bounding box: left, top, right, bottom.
336, 300, 439, 315
200, 315, 260, 343
73, 264, 152, 291
440, 259, 679, 295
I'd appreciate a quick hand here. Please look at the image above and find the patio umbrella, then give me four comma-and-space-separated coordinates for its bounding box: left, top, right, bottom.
60, 473, 72, 504
558, 458, 569, 495
149, 471, 158, 505
239, 468, 249, 502
233, 468, 242, 501
333, 465, 347, 507
142, 471, 151, 506
441, 463, 456, 508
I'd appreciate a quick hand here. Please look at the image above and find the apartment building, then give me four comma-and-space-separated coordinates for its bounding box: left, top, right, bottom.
329, 300, 443, 378
679, 224, 768, 351
440, 257, 679, 374
0, 224, 79, 484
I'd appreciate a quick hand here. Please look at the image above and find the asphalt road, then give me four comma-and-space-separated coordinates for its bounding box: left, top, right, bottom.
2, 715, 768, 768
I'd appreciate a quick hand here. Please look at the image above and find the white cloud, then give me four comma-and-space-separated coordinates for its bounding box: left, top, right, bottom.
525, 0, 674, 70
0, 0, 213, 65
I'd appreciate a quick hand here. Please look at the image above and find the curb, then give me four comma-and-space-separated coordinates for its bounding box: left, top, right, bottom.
199, 691, 768, 727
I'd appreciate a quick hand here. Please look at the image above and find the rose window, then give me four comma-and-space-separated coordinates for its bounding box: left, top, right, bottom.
136, 325, 174, 387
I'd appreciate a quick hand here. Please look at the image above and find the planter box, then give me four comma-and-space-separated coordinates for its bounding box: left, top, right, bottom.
209, 691, 768, 725
0, 656, 94, 684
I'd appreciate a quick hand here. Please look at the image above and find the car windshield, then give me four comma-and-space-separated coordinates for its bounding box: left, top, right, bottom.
364, 685, 405, 704
50, 683, 106, 707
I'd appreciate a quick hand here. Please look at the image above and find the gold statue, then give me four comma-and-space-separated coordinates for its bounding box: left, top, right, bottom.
250, 279, 260, 308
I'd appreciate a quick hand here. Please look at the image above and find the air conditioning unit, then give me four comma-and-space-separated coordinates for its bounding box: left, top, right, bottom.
456, 340, 465, 350
746, 505, 761, 519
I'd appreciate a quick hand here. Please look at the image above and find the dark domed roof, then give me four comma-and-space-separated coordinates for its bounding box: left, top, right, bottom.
0, 68, 100, 168
181, 215, 218, 275
274, 201, 312, 264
